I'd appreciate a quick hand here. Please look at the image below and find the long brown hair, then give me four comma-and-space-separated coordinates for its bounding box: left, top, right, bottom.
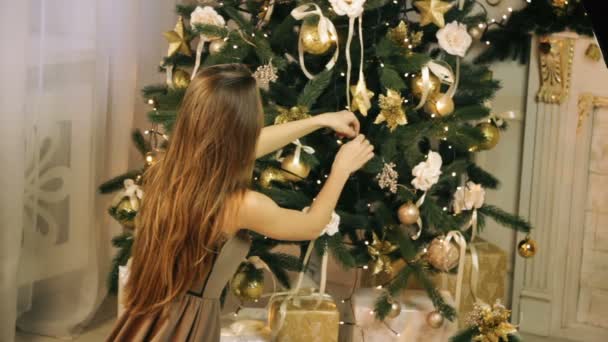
125, 64, 263, 315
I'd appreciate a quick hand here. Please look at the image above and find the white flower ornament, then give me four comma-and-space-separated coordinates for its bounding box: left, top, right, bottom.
453, 181, 485, 214
123, 179, 143, 211
190, 6, 225, 40
436, 21, 472, 57
411, 151, 443, 191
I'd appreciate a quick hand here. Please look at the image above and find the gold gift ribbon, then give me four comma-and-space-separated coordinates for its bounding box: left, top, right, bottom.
412, 192, 427, 240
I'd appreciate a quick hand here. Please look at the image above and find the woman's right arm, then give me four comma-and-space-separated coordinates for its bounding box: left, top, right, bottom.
236, 135, 374, 241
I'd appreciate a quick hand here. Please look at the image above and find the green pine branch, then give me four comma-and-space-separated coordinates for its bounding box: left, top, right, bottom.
478, 205, 531, 233
107, 232, 134, 294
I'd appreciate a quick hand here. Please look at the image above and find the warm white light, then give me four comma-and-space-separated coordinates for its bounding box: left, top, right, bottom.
444, 126, 449, 132
404, 73, 409, 77
451, 172, 457, 177
380, 63, 385, 67
431, 114, 436, 118
376, 285, 383, 289
340, 321, 345, 325
408, 44, 413, 49
147, 99, 154, 105
508, 7, 513, 12
364, 240, 370, 245
448, 145, 453, 149
485, 41, 491, 45
233, 45, 238, 49
502, 14, 508, 20
340, 72, 346, 77
263, 33, 268, 38
443, 207, 448, 211
317, 180, 322, 184
363, 265, 369, 270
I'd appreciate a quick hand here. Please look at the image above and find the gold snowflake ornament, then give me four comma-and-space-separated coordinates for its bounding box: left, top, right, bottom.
374, 89, 407, 131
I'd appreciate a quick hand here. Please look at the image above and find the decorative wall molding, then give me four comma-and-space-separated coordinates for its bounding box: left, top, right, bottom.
577, 93, 608, 133
536, 36, 575, 104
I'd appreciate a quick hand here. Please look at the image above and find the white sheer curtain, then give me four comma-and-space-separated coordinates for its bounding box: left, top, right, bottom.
0, 0, 177, 340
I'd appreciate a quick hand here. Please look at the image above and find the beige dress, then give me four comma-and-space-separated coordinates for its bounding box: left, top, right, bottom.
107, 231, 251, 342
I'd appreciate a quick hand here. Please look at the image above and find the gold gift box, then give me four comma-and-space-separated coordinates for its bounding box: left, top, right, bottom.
268, 288, 340, 342
432, 239, 507, 327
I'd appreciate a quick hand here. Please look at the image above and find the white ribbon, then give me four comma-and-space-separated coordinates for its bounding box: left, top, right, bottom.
166, 64, 174, 88
275, 139, 315, 162
328, 0, 366, 108
122, 179, 143, 210
414, 59, 460, 110
191, 38, 207, 80
459, 0, 464, 10
291, 4, 339, 79
411, 192, 427, 240
440, 231, 467, 311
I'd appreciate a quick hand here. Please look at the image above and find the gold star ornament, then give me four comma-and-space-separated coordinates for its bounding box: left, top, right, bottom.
414, 0, 454, 28
163, 17, 192, 57
374, 89, 407, 131
350, 79, 374, 116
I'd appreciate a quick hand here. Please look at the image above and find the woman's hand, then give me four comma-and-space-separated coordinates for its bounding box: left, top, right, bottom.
319, 110, 360, 138
332, 134, 374, 176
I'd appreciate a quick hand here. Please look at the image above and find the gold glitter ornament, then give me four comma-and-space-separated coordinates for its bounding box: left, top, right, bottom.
209, 39, 226, 55
388, 21, 409, 45
274, 105, 310, 125
367, 232, 399, 275
374, 89, 408, 131
468, 26, 484, 41
517, 236, 537, 258
427, 236, 460, 272
414, 0, 454, 28
397, 201, 420, 225
426, 311, 445, 328
172, 69, 191, 89
411, 73, 441, 98
585, 43, 601, 62
259, 167, 289, 188
230, 269, 264, 302
300, 21, 335, 55
163, 17, 192, 57
465, 301, 518, 341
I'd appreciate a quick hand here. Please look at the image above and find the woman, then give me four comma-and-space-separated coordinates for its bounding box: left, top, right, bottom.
108, 64, 373, 341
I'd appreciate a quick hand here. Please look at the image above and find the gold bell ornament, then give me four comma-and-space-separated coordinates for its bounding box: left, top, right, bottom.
426, 236, 460, 272
300, 21, 336, 55
114, 198, 137, 228
397, 201, 420, 225
111, 179, 143, 229
424, 93, 454, 117
517, 235, 537, 258
476, 122, 500, 150
279, 139, 314, 181
230, 267, 264, 302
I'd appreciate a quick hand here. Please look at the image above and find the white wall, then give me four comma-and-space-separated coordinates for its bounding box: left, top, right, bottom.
472, 0, 529, 306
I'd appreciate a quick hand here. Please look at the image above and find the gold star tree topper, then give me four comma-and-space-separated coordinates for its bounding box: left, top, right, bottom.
163, 17, 192, 57
350, 79, 374, 116
414, 0, 454, 28
374, 89, 407, 131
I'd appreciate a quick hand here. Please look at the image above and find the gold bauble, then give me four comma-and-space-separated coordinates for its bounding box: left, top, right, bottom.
172, 69, 191, 89
144, 150, 163, 167
468, 26, 483, 41
424, 93, 454, 116
426, 310, 444, 328
230, 271, 264, 302
517, 236, 537, 258
477, 122, 500, 150
386, 300, 402, 319
427, 236, 460, 272
411, 74, 441, 98
115, 198, 137, 228
300, 22, 335, 55
281, 154, 310, 181
398, 202, 420, 225
259, 167, 288, 188
209, 39, 226, 55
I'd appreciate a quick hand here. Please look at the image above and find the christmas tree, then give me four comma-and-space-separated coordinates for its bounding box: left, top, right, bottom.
100, 0, 533, 337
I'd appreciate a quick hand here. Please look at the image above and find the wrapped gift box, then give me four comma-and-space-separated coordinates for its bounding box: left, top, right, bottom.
428, 238, 507, 327
352, 288, 457, 342
220, 308, 270, 342
268, 289, 340, 342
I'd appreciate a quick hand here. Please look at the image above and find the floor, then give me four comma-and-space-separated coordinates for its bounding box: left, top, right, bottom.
14, 295, 573, 342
